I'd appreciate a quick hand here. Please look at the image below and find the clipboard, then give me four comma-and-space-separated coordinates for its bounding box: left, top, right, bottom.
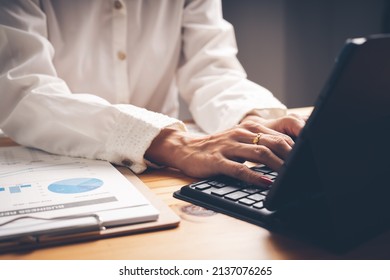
0, 144, 180, 253
0, 167, 180, 253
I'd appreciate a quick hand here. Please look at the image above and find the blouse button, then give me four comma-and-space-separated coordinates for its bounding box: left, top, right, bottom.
121, 159, 133, 167
114, 0, 123, 10
117, 51, 127, 60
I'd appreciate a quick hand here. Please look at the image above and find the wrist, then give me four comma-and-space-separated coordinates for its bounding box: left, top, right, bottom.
144, 127, 187, 169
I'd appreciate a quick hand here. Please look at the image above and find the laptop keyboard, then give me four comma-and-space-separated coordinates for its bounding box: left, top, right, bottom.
176, 165, 278, 225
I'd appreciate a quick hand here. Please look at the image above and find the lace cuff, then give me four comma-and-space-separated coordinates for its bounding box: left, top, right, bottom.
104, 105, 186, 173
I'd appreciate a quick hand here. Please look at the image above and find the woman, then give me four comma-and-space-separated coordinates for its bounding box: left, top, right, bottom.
0, 0, 306, 187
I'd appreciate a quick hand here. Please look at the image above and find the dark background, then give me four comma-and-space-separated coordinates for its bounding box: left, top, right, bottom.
222, 0, 389, 108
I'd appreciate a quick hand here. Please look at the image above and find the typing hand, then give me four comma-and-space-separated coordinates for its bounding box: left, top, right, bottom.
145, 114, 306, 187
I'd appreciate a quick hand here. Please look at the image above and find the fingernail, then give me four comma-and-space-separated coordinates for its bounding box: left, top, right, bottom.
260, 176, 273, 186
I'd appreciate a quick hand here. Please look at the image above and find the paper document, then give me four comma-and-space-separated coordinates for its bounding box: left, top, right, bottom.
0, 146, 159, 241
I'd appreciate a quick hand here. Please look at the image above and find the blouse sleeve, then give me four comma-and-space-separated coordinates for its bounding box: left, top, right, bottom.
177, 0, 286, 133
0, 0, 185, 173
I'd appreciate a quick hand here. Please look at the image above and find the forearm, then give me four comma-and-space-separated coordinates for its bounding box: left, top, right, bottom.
2, 84, 185, 174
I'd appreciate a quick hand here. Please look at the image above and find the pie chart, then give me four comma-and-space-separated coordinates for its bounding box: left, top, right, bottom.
48, 178, 103, 194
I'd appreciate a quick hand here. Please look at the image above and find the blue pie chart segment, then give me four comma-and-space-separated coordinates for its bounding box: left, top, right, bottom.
48, 178, 103, 194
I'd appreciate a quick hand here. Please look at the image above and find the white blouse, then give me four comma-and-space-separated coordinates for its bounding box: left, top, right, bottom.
0, 0, 286, 173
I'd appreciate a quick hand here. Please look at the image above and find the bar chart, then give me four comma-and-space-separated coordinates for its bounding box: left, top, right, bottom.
0, 184, 32, 194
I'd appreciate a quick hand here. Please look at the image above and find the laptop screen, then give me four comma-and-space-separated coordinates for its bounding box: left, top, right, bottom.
265, 35, 390, 212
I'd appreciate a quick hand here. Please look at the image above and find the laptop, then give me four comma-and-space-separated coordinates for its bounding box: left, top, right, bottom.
174, 34, 390, 251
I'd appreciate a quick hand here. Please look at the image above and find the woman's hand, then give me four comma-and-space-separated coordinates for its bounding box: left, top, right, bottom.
240, 113, 308, 139
145, 114, 307, 187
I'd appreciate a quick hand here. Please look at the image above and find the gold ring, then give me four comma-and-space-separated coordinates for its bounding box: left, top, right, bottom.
253, 133, 263, 145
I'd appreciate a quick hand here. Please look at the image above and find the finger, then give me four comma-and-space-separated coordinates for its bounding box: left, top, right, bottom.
288, 117, 306, 137
250, 132, 294, 150
264, 129, 295, 147
227, 143, 284, 171
243, 114, 306, 139
288, 113, 308, 120
255, 133, 293, 159
230, 133, 291, 162
278, 115, 307, 138
225, 127, 294, 153
228, 127, 260, 144
236, 124, 295, 148
249, 144, 284, 171
217, 160, 273, 188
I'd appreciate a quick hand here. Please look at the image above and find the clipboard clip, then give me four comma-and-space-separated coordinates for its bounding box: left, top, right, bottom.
0, 214, 106, 249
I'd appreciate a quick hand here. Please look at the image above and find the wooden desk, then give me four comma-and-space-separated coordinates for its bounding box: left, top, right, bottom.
1, 108, 390, 260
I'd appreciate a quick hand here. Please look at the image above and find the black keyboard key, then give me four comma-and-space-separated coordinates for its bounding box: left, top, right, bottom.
242, 188, 261, 194
225, 191, 249, 201
253, 201, 264, 209
260, 189, 269, 195
252, 165, 273, 173
234, 181, 254, 188
208, 181, 227, 188
247, 193, 265, 202
202, 187, 220, 194
192, 182, 212, 190
211, 186, 239, 196
239, 198, 256, 206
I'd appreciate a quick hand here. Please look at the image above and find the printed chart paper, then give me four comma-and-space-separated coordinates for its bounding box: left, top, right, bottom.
0, 146, 158, 239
